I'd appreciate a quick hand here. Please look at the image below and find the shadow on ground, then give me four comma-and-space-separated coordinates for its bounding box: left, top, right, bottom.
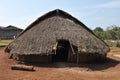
18, 57, 120, 71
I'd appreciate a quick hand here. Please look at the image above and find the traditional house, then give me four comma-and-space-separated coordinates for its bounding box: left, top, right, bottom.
0, 25, 23, 40
5, 9, 110, 63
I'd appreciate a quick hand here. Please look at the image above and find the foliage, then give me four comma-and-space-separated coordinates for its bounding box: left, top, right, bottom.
93, 25, 120, 40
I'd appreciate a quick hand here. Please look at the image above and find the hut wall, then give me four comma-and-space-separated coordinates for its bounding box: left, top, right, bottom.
67, 48, 77, 62
17, 54, 52, 63
78, 53, 105, 63
0, 29, 22, 40
67, 47, 105, 63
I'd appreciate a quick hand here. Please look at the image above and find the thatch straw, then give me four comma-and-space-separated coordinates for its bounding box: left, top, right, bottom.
5, 9, 110, 56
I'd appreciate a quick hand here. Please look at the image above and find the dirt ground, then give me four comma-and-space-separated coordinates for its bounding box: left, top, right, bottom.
0, 47, 120, 80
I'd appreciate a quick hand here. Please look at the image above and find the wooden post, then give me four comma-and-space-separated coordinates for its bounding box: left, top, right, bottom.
77, 41, 79, 65
77, 52, 79, 64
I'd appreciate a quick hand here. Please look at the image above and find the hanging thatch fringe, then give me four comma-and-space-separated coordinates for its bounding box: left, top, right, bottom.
52, 42, 58, 54
53, 42, 58, 51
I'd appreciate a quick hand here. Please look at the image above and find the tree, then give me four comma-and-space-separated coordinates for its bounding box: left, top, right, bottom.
93, 27, 104, 33
106, 25, 120, 40
93, 25, 120, 40
93, 27, 104, 40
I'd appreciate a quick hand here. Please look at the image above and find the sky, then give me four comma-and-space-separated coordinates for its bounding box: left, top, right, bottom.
0, 0, 120, 30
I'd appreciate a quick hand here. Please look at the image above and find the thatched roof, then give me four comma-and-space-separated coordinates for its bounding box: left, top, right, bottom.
5, 9, 110, 56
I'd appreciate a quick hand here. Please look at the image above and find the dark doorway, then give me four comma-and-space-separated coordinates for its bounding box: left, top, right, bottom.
52, 39, 70, 62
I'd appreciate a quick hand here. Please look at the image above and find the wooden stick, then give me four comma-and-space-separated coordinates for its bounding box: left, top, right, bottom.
69, 41, 75, 54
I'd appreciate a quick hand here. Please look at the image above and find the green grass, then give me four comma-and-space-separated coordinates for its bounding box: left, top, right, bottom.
0, 40, 12, 46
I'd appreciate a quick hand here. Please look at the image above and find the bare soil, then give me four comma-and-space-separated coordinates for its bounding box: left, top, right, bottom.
0, 47, 120, 80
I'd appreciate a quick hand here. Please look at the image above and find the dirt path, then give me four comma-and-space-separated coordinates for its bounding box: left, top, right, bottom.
0, 47, 120, 80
